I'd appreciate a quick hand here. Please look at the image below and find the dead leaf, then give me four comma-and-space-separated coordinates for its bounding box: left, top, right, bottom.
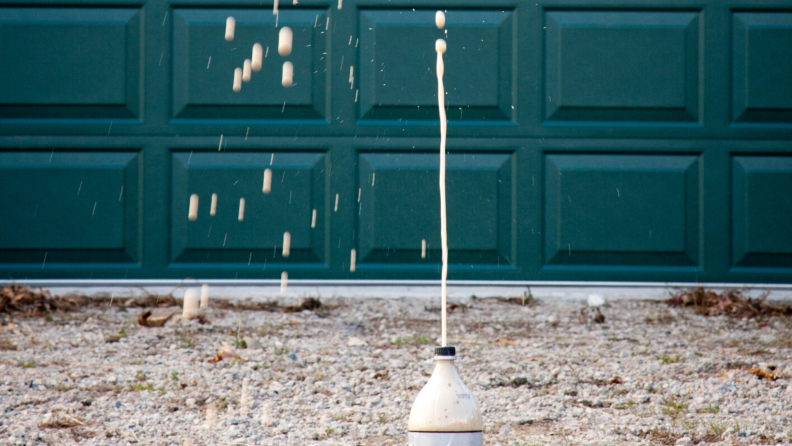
495, 337, 518, 346
39, 413, 85, 429
208, 341, 243, 364
609, 376, 623, 384
374, 371, 389, 380
105, 335, 121, 343
749, 365, 781, 380
137, 309, 176, 327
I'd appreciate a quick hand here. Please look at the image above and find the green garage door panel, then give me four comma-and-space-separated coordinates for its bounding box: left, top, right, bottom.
0, 151, 140, 267
0, 7, 142, 122
358, 9, 515, 123
544, 11, 700, 124
732, 13, 792, 124
171, 151, 328, 269
172, 8, 328, 123
733, 156, 792, 269
357, 152, 514, 270
0, 0, 791, 283
545, 154, 700, 269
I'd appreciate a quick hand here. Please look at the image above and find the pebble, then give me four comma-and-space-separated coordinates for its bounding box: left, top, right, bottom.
587, 294, 605, 307
347, 336, 367, 347
0, 297, 790, 445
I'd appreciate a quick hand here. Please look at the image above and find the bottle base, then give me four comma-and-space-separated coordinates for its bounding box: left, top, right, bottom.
408, 431, 483, 446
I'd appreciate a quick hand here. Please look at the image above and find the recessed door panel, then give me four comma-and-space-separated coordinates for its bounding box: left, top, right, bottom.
358, 9, 515, 123
357, 152, 514, 268
544, 154, 700, 268
171, 151, 327, 267
0, 151, 139, 266
172, 9, 328, 122
544, 11, 701, 124
732, 13, 792, 124
732, 156, 792, 268
0, 8, 142, 122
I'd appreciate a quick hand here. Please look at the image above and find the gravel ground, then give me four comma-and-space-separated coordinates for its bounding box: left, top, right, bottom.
1, 295, 791, 446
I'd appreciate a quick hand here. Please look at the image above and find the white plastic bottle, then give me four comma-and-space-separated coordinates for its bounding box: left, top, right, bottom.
408, 346, 484, 446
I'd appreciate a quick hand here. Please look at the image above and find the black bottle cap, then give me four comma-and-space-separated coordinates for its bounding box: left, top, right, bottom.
434, 346, 456, 357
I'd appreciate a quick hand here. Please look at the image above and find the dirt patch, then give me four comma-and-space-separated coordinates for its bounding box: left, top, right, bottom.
424, 303, 469, 313
213, 297, 331, 314
493, 376, 530, 388
121, 293, 179, 308
665, 287, 792, 318
514, 418, 555, 435
480, 292, 538, 307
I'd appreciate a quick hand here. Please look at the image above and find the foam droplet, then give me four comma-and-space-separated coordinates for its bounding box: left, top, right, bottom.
252, 43, 263, 71
278, 27, 293, 56
281, 61, 293, 87
435, 11, 445, 29
225, 17, 235, 41
188, 194, 199, 221
233, 67, 242, 92
435, 39, 447, 54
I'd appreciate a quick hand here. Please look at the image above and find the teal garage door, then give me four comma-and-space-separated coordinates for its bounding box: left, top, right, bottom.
1, 0, 791, 283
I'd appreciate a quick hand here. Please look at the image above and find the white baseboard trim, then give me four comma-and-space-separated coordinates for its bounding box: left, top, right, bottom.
4, 280, 791, 302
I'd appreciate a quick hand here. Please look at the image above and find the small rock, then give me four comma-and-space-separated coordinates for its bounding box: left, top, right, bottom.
675, 437, 693, 446
587, 294, 605, 307
499, 425, 511, 436
243, 336, 261, 350
347, 337, 367, 347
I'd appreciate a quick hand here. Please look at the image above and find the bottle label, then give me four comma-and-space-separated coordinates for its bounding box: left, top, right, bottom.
408, 432, 483, 446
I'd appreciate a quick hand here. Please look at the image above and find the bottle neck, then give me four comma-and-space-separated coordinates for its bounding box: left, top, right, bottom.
432, 358, 457, 376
